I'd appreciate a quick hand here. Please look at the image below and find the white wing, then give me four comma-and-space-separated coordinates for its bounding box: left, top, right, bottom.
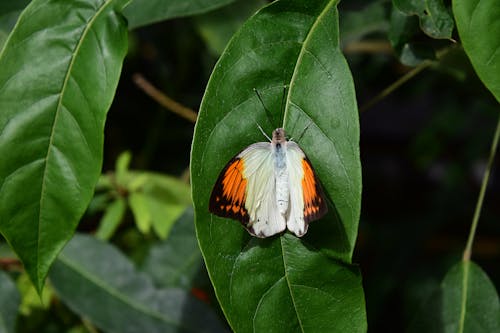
285, 141, 307, 236
239, 142, 286, 237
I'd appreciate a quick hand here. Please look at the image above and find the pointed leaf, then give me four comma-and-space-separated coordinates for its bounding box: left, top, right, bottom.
129, 192, 152, 233
50, 234, 228, 333
453, 0, 500, 103
191, 0, 364, 331
0, 271, 20, 333
95, 198, 126, 240
124, 0, 237, 29
115, 150, 132, 185
408, 261, 500, 333
0, 0, 128, 292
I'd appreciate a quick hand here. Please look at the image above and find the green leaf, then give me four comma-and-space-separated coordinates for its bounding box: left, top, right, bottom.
0, 0, 128, 292
124, 0, 237, 29
115, 150, 132, 186
16, 272, 52, 316
49, 234, 227, 333
142, 208, 203, 289
394, 0, 454, 39
389, 6, 436, 66
191, 0, 364, 331
194, 0, 266, 56
149, 198, 187, 239
408, 261, 500, 333
130, 172, 192, 238
0, 0, 31, 52
453, 0, 500, 103
0, 270, 20, 333
129, 192, 152, 233
95, 198, 127, 240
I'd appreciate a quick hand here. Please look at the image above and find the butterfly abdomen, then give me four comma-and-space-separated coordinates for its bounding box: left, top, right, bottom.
274, 142, 289, 216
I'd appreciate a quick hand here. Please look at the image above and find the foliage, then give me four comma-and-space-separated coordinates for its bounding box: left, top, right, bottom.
0, 0, 499, 332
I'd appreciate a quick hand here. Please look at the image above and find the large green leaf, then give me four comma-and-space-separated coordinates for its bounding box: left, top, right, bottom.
0, 0, 128, 292
191, 0, 364, 331
0, 0, 31, 51
124, 0, 236, 29
453, 0, 500, 103
0, 271, 20, 333
49, 234, 228, 333
408, 261, 500, 332
393, 0, 454, 39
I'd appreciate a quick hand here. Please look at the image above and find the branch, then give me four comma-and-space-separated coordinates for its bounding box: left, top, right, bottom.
133, 73, 198, 123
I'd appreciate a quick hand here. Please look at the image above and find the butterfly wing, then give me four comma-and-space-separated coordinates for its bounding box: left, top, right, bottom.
209, 142, 286, 237
286, 141, 328, 236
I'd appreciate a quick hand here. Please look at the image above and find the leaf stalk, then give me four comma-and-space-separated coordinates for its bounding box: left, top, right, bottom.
463, 113, 500, 261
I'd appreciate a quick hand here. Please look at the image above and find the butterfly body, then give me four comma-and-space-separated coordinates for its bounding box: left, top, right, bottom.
209, 128, 327, 238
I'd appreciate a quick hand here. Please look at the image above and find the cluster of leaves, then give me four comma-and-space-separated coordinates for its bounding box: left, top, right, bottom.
0, 0, 499, 333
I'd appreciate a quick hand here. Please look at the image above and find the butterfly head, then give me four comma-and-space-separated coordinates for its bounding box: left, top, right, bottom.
272, 128, 286, 144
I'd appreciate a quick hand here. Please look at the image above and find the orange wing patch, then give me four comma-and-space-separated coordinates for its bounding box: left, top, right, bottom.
301, 158, 328, 223
209, 158, 250, 224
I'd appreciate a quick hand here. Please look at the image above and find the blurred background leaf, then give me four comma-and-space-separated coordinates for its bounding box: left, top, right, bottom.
124, 0, 237, 29
141, 208, 205, 290
393, 0, 454, 39
0, 270, 20, 333
408, 261, 500, 332
49, 234, 228, 333
193, 0, 265, 56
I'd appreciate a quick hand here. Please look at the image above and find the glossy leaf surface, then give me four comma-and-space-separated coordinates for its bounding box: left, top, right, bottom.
191, 0, 364, 331
453, 0, 500, 103
0, 0, 128, 292
49, 234, 227, 333
0, 271, 20, 333
408, 261, 500, 332
124, 0, 236, 29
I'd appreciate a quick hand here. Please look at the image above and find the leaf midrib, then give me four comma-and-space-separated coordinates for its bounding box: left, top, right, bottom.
36, 0, 114, 286
282, 0, 337, 129
280, 236, 305, 333
458, 261, 470, 333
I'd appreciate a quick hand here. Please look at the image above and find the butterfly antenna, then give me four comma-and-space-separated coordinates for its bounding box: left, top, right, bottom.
253, 88, 274, 126
254, 121, 272, 141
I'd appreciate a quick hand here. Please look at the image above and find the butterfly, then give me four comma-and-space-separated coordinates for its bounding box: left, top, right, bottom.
209, 127, 328, 238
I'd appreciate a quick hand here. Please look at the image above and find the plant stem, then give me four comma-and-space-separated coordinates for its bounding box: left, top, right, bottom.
359, 60, 432, 112
359, 46, 454, 113
132, 73, 198, 123
463, 113, 500, 261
